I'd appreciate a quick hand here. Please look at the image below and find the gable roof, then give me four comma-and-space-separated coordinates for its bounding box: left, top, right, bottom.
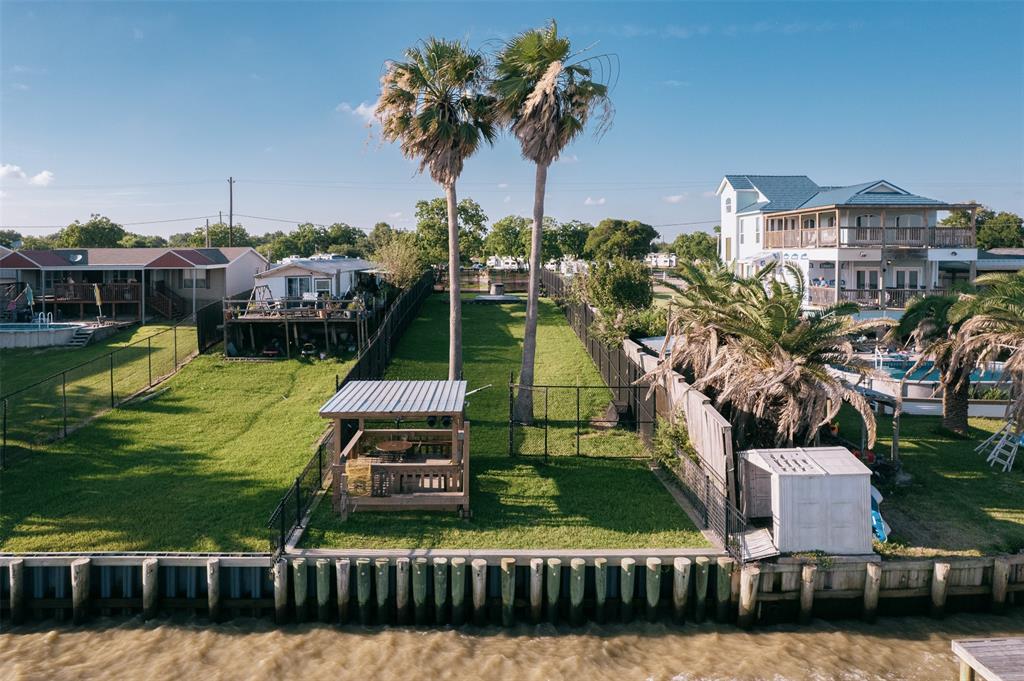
319, 380, 467, 417
0, 246, 265, 269
722, 175, 949, 213
257, 257, 376, 278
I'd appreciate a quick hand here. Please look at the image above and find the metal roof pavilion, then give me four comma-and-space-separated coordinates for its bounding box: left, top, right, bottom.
319, 380, 467, 418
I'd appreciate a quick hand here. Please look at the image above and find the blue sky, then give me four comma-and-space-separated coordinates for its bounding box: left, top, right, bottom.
2, 1, 1022, 242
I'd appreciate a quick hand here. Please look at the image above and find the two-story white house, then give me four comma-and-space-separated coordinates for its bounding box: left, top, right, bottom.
715, 175, 979, 311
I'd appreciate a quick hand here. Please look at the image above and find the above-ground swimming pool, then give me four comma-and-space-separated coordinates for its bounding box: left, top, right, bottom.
0, 322, 84, 348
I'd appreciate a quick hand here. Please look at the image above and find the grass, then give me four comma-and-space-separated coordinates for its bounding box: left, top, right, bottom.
301, 295, 708, 549
0, 353, 353, 552
837, 407, 1024, 557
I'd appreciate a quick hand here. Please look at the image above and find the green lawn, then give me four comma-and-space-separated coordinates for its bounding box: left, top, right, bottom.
0, 353, 353, 552
301, 295, 708, 549
837, 407, 1024, 557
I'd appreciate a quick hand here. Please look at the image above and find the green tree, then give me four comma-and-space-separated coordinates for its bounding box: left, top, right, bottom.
492, 19, 613, 421
671, 231, 719, 264
0, 229, 22, 248
556, 219, 592, 259
941, 204, 995, 230
118, 233, 169, 248
375, 232, 425, 290
579, 257, 657, 344
20, 234, 57, 249
169, 222, 255, 248
325, 222, 369, 257
56, 215, 126, 248
377, 37, 497, 380
977, 212, 1024, 249
414, 197, 489, 264
484, 215, 528, 258
367, 222, 398, 255
585, 219, 659, 260
518, 216, 562, 262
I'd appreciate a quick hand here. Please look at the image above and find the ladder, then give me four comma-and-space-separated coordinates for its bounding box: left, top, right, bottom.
977, 421, 1021, 472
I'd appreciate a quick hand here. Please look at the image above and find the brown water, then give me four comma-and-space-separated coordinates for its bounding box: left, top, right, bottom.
2, 613, 1022, 681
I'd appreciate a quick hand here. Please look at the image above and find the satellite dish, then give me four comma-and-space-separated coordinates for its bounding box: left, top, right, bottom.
70, 254, 84, 263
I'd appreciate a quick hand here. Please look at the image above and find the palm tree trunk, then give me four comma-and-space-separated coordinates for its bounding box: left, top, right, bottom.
445, 183, 462, 381
941, 365, 971, 435
513, 162, 549, 424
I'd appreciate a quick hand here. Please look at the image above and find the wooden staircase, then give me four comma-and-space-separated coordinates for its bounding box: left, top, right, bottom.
147, 284, 187, 319
66, 326, 96, 348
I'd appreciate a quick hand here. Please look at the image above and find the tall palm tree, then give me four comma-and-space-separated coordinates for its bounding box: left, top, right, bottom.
492, 20, 614, 422
650, 262, 885, 449
885, 291, 975, 435
953, 271, 1024, 430
376, 38, 497, 379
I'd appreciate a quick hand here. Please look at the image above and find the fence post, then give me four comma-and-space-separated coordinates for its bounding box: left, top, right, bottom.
110, 353, 115, 407
294, 478, 302, 529
173, 325, 178, 369
576, 386, 581, 456
2, 398, 7, 470
703, 476, 710, 527
508, 371, 514, 457
62, 371, 68, 438
279, 509, 286, 552
147, 337, 153, 387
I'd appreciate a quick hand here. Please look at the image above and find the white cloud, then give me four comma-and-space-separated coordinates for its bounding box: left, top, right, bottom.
0, 164, 26, 180
663, 79, 690, 88
497, 182, 509, 189
12, 82, 29, 91
0, 190, 6, 199
584, 196, 606, 206
557, 153, 579, 164
702, 190, 717, 198
662, 194, 688, 204
28, 170, 54, 187
336, 100, 378, 125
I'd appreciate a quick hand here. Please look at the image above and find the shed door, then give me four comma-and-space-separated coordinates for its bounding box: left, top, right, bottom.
742, 461, 772, 519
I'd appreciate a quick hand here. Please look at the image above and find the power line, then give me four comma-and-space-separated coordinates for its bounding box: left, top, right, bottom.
0, 215, 219, 230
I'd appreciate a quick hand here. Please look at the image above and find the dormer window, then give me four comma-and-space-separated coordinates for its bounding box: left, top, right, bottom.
725, 198, 732, 213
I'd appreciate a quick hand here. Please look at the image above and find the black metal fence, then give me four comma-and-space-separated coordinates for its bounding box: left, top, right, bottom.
1, 316, 210, 469
668, 450, 749, 561
268, 427, 336, 552
266, 271, 434, 552
196, 296, 228, 353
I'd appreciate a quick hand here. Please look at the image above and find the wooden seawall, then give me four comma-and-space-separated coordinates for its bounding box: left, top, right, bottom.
2, 551, 1022, 627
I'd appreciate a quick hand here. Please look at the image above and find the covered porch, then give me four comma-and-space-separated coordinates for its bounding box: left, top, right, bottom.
321, 380, 471, 517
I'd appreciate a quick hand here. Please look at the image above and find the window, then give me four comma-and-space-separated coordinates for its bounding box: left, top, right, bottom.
725, 197, 732, 213
895, 267, 922, 289
854, 269, 880, 290
286, 276, 311, 298
183, 269, 207, 289
803, 218, 816, 229
856, 214, 878, 228
756, 217, 761, 243
739, 219, 745, 244
724, 237, 732, 262
826, 215, 836, 228
314, 278, 332, 296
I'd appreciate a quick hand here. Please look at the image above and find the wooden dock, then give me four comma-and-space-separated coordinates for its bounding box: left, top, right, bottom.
952, 638, 1024, 681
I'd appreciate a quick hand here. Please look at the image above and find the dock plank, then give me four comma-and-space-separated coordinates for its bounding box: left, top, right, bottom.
952, 638, 1024, 681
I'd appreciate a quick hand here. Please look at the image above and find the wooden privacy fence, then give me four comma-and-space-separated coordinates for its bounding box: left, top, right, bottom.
435, 269, 531, 293
4, 550, 1021, 628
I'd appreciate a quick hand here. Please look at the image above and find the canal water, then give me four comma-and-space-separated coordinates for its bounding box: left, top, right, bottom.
2, 612, 1022, 680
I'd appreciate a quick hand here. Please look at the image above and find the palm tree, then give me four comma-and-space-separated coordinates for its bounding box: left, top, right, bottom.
885, 291, 975, 435
376, 38, 497, 379
953, 271, 1024, 430
492, 20, 614, 422
650, 262, 884, 449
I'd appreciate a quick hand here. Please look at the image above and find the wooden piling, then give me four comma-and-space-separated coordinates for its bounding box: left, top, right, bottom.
693, 556, 710, 623
593, 558, 608, 624
737, 564, 760, 629
375, 558, 390, 625
451, 557, 466, 626
142, 558, 158, 620
273, 559, 288, 624
529, 558, 544, 623
546, 558, 562, 624
799, 564, 816, 624
672, 557, 691, 624
471, 558, 487, 626
8, 558, 24, 626
619, 558, 636, 623
569, 559, 586, 626
355, 557, 372, 625
863, 561, 881, 623
992, 557, 1010, 614
412, 557, 428, 625
395, 557, 410, 625
316, 559, 331, 623
433, 557, 449, 625
645, 557, 662, 622
715, 557, 734, 622
292, 558, 308, 623
335, 558, 351, 624
500, 558, 516, 627
930, 561, 951, 618
206, 559, 221, 622
71, 558, 90, 625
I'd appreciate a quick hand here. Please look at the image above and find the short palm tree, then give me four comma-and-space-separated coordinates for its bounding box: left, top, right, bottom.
650, 262, 884, 449
492, 20, 614, 422
953, 271, 1024, 429
376, 38, 497, 379
885, 291, 975, 435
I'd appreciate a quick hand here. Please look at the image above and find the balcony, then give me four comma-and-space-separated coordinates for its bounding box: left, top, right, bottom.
807, 285, 947, 309
765, 227, 975, 250
48, 282, 140, 302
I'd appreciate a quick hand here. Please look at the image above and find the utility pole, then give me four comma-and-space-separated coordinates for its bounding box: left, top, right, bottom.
205, 218, 211, 248
219, 211, 223, 247
227, 176, 235, 247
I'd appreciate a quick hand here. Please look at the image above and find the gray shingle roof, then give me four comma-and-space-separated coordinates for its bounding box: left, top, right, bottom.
725, 175, 821, 211
724, 176, 949, 212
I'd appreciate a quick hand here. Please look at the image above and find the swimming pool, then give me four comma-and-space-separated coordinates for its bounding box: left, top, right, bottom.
882, 360, 1003, 383
0, 323, 81, 332
0, 322, 84, 348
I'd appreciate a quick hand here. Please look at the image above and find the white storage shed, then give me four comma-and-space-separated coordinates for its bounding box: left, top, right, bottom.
740, 446, 873, 555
